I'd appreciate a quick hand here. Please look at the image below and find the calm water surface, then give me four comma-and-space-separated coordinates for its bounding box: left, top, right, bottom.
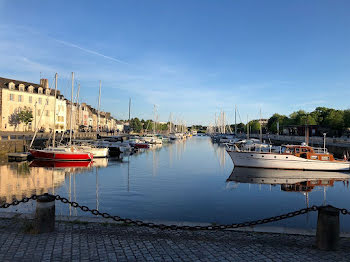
1, 136, 350, 231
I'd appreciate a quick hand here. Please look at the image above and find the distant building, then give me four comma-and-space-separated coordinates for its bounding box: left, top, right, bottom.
0, 77, 66, 132
0, 76, 116, 133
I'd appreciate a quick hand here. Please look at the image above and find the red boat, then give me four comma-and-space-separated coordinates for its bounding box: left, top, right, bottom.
134, 143, 150, 149
29, 148, 93, 161
29, 160, 93, 168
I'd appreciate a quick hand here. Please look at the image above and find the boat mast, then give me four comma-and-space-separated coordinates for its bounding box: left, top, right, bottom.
69, 72, 74, 146
52, 73, 58, 147
223, 112, 226, 134
247, 115, 249, 139
76, 83, 81, 127
128, 98, 131, 122
153, 105, 156, 134
234, 105, 237, 135
259, 108, 262, 142
97, 80, 101, 133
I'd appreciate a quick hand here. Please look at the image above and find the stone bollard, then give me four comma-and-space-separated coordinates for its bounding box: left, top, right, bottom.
316, 205, 340, 251
34, 194, 55, 233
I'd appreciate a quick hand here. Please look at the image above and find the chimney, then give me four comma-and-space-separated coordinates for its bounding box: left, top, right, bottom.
40, 78, 49, 89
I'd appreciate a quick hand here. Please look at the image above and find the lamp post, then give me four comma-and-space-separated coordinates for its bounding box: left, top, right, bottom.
323, 133, 327, 153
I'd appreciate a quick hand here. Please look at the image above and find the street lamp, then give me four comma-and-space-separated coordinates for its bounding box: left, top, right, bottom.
323, 133, 327, 153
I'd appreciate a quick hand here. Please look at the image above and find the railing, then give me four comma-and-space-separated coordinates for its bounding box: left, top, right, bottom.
1, 193, 349, 250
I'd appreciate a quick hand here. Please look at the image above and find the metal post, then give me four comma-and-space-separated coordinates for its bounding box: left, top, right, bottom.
316, 205, 340, 251
34, 194, 55, 233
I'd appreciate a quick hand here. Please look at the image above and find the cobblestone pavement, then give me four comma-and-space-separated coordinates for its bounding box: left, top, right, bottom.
0, 218, 349, 262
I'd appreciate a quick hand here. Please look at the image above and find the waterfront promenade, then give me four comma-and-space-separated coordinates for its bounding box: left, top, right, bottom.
0, 216, 349, 261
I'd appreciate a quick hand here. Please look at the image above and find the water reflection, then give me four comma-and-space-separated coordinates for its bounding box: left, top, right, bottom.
227, 167, 350, 206
0, 162, 66, 203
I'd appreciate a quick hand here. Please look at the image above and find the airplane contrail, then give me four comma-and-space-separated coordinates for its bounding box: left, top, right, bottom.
54, 39, 129, 65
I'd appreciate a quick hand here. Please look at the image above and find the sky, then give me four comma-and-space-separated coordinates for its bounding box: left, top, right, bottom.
0, 0, 350, 125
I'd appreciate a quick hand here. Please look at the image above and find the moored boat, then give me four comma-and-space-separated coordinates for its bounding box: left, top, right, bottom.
29, 147, 93, 161
226, 144, 350, 171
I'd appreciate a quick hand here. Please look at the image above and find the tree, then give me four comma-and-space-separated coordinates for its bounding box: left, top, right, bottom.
324, 110, 344, 131
267, 113, 288, 134
8, 107, 33, 131
18, 107, 33, 131
130, 117, 142, 133
248, 120, 260, 133
344, 109, 350, 128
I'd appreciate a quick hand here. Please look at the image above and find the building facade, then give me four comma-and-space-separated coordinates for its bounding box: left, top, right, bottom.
0, 76, 117, 133
0, 77, 66, 132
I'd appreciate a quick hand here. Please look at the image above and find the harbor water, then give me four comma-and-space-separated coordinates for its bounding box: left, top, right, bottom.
1, 136, 350, 231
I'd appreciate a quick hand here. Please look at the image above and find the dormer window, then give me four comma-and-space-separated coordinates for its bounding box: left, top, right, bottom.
19, 84, 25, 92
38, 87, 43, 94
45, 89, 51, 95
28, 85, 34, 93
8, 82, 15, 90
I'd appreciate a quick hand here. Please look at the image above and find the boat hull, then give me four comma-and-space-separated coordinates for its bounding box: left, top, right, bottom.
29, 149, 93, 161
227, 150, 350, 171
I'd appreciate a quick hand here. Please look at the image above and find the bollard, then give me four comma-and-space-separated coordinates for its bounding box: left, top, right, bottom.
316, 205, 339, 251
34, 194, 55, 233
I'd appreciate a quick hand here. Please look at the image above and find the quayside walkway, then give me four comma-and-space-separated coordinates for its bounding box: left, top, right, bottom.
0, 217, 349, 262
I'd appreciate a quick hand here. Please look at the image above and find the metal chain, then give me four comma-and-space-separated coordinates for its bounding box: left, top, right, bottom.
1, 193, 349, 230
53, 195, 321, 230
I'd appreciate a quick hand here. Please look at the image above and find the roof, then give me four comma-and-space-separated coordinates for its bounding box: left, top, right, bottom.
0, 76, 59, 96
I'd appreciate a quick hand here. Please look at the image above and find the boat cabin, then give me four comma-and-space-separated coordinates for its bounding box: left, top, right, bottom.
282, 145, 335, 161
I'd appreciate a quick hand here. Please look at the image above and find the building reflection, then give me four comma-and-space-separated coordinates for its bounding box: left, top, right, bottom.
0, 162, 66, 203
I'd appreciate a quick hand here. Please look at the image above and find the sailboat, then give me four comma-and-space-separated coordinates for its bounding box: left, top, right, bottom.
29, 73, 93, 161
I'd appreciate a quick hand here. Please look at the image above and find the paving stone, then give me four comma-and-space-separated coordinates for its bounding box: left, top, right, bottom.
0, 217, 349, 261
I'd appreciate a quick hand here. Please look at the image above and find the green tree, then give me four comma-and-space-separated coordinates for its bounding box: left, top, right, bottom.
130, 117, 142, 133
324, 110, 344, 131
267, 113, 288, 134
248, 120, 260, 133
344, 109, 350, 128
9, 107, 33, 131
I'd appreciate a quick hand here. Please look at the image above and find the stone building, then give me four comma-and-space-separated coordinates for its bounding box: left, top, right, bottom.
0, 77, 66, 132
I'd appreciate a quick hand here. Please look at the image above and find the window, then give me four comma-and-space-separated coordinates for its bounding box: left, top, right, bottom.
45, 110, 49, 117
28, 86, 34, 93
29, 96, 32, 103
38, 87, 43, 94
321, 156, 330, 161
19, 84, 25, 92
46, 99, 49, 105
38, 98, 42, 104
38, 110, 41, 115
18, 95, 22, 102
9, 94, 15, 101
8, 82, 15, 90
45, 89, 51, 95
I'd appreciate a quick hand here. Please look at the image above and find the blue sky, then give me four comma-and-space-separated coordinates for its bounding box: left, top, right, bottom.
0, 0, 349, 125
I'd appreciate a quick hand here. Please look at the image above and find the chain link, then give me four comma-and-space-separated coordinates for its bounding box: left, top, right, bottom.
1, 193, 350, 230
